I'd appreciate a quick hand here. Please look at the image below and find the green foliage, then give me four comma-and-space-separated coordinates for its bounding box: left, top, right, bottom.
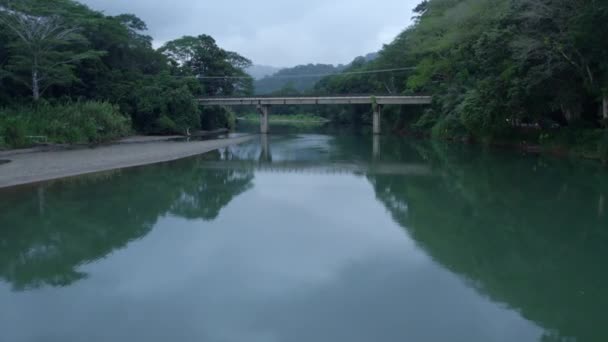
1, 117, 27, 148
414, 109, 439, 131
0, 101, 131, 147
431, 115, 468, 140
155, 115, 178, 134
0, 1, 255, 138
159, 35, 253, 96
127, 73, 201, 134
201, 107, 236, 131
458, 88, 509, 141
0, 4, 105, 100
314, 0, 608, 150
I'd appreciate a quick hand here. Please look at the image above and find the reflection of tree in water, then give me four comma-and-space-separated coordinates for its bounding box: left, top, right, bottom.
170, 166, 253, 220
368, 142, 608, 342
0, 151, 253, 291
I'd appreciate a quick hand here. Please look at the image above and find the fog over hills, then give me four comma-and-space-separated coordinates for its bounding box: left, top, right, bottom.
246, 65, 282, 80
251, 53, 378, 95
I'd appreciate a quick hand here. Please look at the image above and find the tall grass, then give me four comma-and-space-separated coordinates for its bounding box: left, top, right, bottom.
0, 101, 131, 148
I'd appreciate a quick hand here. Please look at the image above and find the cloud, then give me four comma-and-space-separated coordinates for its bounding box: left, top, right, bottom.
78, 0, 420, 66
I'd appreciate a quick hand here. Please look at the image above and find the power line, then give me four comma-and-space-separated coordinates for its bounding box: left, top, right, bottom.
174, 67, 417, 80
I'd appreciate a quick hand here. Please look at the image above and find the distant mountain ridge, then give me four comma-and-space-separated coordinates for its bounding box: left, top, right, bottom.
250, 52, 378, 95
253, 63, 346, 95
246, 65, 281, 80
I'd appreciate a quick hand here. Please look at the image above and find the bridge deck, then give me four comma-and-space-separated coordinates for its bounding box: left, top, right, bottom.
200, 96, 432, 106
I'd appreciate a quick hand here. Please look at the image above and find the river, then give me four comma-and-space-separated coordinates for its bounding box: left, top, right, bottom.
1, 130, 607, 342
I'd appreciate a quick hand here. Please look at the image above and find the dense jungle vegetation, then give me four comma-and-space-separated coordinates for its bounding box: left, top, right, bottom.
0, 0, 251, 147
314, 0, 608, 159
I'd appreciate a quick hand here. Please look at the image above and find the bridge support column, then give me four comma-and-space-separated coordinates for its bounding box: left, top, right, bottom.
260, 134, 271, 162
257, 105, 270, 134
373, 135, 380, 160
373, 104, 383, 135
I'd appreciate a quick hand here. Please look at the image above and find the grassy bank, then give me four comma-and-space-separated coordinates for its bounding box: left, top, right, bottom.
0, 102, 131, 149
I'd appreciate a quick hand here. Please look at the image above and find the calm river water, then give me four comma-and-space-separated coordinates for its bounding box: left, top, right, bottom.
1, 131, 607, 342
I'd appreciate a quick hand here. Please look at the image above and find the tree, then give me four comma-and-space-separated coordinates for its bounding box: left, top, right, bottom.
0, 0, 255, 138
128, 72, 202, 134
159, 34, 253, 96
512, 0, 608, 122
316, 0, 608, 143
0, 9, 103, 100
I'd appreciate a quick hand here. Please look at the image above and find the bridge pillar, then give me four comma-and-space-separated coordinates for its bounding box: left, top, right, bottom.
373, 135, 380, 160
373, 104, 383, 135
257, 105, 270, 134
260, 134, 271, 162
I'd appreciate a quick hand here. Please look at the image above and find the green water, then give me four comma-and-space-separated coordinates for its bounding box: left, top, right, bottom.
1, 133, 608, 342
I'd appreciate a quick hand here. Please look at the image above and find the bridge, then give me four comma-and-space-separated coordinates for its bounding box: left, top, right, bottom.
199, 95, 432, 134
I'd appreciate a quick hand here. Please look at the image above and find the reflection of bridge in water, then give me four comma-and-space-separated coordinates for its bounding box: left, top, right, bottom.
198, 160, 431, 175
206, 135, 431, 175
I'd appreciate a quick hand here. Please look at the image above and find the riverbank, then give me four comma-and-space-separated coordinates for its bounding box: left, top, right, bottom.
0, 134, 255, 189
395, 124, 608, 164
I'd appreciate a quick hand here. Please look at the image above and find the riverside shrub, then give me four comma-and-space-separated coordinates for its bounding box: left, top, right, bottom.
0, 101, 131, 147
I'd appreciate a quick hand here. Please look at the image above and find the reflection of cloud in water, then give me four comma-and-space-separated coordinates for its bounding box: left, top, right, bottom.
0, 173, 542, 342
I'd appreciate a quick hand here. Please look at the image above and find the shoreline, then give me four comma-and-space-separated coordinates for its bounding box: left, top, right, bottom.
395, 129, 607, 163
0, 134, 255, 189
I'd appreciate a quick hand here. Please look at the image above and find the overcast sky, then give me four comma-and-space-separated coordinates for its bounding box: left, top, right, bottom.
79, 0, 420, 67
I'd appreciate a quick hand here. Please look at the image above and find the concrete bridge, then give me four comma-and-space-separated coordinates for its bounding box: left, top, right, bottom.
200, 96, 432, 134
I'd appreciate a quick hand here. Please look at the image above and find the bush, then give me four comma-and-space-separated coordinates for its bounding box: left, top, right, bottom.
1, 118, 28, 148
78, 101, 132, 143
414, 109, 440, 131
458, 89, 509, 142
0, 101, 131, 147
129, 74, 201, 134
431, 115, 469, 140
201, 106, 236, 130
155, 115, 178, 134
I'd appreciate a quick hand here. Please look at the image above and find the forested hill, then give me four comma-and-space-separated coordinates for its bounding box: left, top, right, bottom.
315, 0, 608, 159
246, 65, 281, 80
254, 64, 346, 95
